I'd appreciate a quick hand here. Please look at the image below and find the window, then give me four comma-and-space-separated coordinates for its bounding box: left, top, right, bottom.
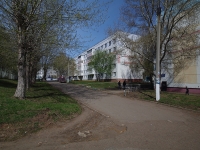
109, 41, 111, 46
122, 51, 126, 55
105, 43, 107, 48
87, 49, 92, 53
113, 72, 116, 77
113, 47, 116, 51
109, 49, 111, 53
113, 39, 116, 44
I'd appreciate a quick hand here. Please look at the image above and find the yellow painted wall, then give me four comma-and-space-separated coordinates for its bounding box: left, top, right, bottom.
174, 62, 197, 83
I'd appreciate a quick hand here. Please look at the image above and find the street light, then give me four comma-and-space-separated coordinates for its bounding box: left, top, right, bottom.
156, 5, 161, 101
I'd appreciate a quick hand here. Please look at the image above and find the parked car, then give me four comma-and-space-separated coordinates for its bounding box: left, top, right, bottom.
46, 77, 52, 81
58, 75, 66, 83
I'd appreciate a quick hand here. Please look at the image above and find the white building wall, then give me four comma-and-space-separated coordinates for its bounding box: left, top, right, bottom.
36, 67, 58, 80
0, 69, 17, 79
74, 34, 142, 81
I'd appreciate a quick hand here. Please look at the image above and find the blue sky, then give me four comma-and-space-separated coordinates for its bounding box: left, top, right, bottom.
74, 0, 125, 57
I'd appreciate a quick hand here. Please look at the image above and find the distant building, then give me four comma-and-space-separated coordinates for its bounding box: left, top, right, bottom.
36, 67, 58, 80
74, 34, 143, 82
0, 68, 17, 79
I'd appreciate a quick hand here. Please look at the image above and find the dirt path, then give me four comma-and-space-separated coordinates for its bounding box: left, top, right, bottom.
1, 105, 126, 150
1, 82, 200, 150
0, 83, 126, 150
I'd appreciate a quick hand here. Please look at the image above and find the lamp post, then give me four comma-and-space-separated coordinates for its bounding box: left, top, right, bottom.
156, 5, 161, 101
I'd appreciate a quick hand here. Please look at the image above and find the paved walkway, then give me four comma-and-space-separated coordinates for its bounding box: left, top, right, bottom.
50, 82, 200, 150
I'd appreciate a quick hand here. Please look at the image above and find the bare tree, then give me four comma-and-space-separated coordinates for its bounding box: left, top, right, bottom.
117, 0, 199, 88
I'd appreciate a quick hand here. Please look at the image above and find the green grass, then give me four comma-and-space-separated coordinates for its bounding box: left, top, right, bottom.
160, 92, 200, 110
71, 80, 117, 89
0, 79, 81, 141
0, 79, 81, 124
139, 90, 200, 110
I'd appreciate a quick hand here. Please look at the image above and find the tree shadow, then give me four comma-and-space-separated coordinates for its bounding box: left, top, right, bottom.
0, 79, 17, 88
139, 90, 155, 100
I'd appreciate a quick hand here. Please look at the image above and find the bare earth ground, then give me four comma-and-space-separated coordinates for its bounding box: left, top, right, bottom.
0, 84, 127, 150
1, 105, 127, 150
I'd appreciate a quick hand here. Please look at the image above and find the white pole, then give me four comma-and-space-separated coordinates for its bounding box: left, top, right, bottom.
156, 6, 161, 101
67, 57, 69, 83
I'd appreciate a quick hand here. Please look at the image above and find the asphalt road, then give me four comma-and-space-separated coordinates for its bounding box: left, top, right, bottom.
50, 82, 200, 150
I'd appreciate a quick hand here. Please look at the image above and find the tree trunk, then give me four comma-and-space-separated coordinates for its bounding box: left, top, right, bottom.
31, 68, 36, 83
29, 62, 33, 85
13, 2, 29, 99
149, 74, 154, 90
26, 52, 33, 89
26, 55, 30, 90
14, 48, 26, 99
30, 54, 38, 84
96, 74, 100, 82
43, 65, 47, 81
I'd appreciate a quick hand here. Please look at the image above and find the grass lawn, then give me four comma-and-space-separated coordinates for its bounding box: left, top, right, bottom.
0, 79, 81, 141
138, 90, 200, 110
71, 80, 117, 89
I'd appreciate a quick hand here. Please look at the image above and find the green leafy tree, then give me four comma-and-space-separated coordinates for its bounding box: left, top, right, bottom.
0, 26, 17, 78
53, 53, 75, 77
0, 0, 107, 99
88, 50, 116, 81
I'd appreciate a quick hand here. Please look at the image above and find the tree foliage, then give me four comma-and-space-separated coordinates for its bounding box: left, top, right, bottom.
0, 0, 107, 99
88, 50, 116, 81
53, 53, 75, 77
0, 26, 17, 75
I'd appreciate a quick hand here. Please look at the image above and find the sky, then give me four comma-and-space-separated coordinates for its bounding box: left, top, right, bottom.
73, 0, 125, 57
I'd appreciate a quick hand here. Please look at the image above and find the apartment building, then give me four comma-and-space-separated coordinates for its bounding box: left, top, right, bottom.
36, 67, 58, 80
74, 34, 143, 82
160, 9, 200, 94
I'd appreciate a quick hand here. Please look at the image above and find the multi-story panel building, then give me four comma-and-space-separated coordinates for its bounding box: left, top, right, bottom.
160, 9, 200, 94
74, 34, 143, 82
